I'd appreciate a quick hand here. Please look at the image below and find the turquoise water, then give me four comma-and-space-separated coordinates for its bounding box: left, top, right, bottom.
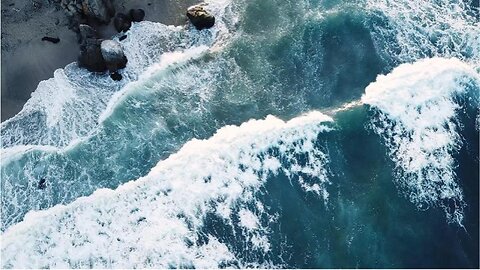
1, 0, 479, 268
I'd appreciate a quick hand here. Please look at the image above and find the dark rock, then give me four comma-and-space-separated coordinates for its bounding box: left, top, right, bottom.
147, 3, 152, 6
186, 5, 215, 30
119, 35, 127, 41
78, 24, 98, 44
41, 36, 60, 43
78, 38, 107, 72
103, 0, 115, 17
68, 13, 88, 33
110, 72, 122, 81
60, 0, 114, 25
81, 0, 115, 23
113, 13, 131, 32
101, 40, 127, 72
38, 178, 47, 190
129, 9, 145, 22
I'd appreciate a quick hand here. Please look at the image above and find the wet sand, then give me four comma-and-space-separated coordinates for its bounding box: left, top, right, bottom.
1, 0, 198, 121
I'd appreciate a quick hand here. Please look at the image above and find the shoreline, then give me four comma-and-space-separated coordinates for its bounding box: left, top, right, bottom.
1, 0, 198, 121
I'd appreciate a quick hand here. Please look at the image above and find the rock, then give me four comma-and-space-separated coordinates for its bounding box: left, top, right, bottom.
119, 35, 127, 41
113, 13, 131, 32
100, 40, 127, 72
129, 9, 145, 22
78, 24, 97, 44
38, 178, 47, 190
81, 0, 115, 23
186, 5, 215, 30
110, 72, 122, 81
78, 38, 107, 72
60, 0, 114, 24
41, 36, 60, 43
67, 13, 88, 33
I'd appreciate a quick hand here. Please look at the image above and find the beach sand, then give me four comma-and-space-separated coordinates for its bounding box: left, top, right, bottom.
1, 0, 198, 121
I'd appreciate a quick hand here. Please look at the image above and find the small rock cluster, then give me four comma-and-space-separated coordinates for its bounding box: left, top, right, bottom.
77, 24, 127, 80
60, 0, 115, 23
113, 9, 145, 33
69, 3, 216, 81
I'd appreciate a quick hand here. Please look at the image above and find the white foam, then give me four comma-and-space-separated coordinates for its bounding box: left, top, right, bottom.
362, 57, 480, 225
98, 46, 210, 123
367, 0, 480, 67
1, 111, 333, 268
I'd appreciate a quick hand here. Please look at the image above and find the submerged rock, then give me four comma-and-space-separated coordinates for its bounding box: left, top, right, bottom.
110, 72, 123, 81
129, 9, 145, 22
186, 5, 215, 30
78, 38, 107, 72
113, 13, 131, 32
100, 40, 127, 72
38, 178, 47, 190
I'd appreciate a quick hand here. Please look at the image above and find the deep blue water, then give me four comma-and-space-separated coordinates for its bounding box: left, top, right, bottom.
1, 0, 479, 268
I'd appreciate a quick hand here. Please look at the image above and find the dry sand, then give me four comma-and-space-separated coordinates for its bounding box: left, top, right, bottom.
1, 0, 198, 121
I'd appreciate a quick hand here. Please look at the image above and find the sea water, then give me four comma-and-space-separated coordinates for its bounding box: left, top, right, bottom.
1, 0, 479, 268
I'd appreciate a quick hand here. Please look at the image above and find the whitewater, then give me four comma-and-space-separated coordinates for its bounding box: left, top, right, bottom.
1, 0, 479, 268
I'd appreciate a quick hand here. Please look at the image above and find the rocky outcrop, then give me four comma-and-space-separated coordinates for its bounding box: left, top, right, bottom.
60, 0, 115, 26
186, 5, 215, 30
129, 9, 145, 22
78, 38, 107, 72
78, 38, 127, 75
100, 40, 127, 72
78, 24, 98, 43
113, 13, 131, 32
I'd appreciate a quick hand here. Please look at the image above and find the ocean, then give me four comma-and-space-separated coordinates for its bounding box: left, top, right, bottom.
1, 0, 479, 268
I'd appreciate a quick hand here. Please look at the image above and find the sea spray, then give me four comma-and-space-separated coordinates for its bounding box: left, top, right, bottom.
362, 57, 480, 225
1, 112, 334, 268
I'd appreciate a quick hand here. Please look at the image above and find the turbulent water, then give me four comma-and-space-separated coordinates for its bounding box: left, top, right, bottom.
1, 0, 479, 268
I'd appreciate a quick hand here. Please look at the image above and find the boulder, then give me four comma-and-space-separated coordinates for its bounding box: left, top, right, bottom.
110, 72, 123, 81
81, 0, 115, 23
129, 8, 145, 22
100, 40, 127, 72
186, 5, 215, 30
78, 24, 98, 44
61, 0, 114, 25
113, 13, 131, 32
78, 38, 107, 72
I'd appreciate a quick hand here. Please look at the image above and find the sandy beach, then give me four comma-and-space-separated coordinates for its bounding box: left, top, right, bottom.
1, 0, 197, 121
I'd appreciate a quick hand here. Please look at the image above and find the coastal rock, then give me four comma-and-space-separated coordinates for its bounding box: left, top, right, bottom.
61, 0, 115, 25
110, 72, 123, 81
81, 0, 115, 23
78, 38, 107, 72
129, 9, 145, 22
186, 5, 215, 30
78, 24, 98, 44
100, 40, 127, 72
113, 13, 132, 32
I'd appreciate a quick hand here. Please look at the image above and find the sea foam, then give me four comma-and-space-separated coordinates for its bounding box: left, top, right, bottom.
1, 111, 333, 268
362, 57, 479, 225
